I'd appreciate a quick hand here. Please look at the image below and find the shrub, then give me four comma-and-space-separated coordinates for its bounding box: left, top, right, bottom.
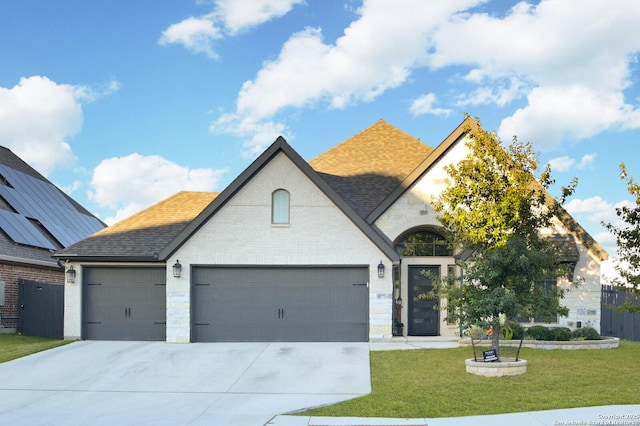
571, 327, 601, 340
501, 320, 525, 340
468, 326, 488, 340
526, 325, 551, 340
549, 327, 572, 341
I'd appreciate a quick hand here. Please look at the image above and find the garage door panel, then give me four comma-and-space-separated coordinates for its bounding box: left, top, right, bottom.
83, 267, 166, 341
192, 266, 369, 342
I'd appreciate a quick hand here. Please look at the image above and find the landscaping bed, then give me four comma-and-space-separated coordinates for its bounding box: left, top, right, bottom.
460, 336, 619, 350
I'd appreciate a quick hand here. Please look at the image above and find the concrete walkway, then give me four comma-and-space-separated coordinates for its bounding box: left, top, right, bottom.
270, 404, 640, 425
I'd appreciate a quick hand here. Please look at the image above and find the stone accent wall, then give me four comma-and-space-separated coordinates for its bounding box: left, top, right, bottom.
0, 263, 63, 330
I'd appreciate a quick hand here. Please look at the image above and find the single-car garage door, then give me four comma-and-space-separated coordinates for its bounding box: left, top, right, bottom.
192, 266, 369, 342
83, 267, 166, 341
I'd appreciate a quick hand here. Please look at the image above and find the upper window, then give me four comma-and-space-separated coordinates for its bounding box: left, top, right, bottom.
272, 189, 290, 224
394, 230, 453, 256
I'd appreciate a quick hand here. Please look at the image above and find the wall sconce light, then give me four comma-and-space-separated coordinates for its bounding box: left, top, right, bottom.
66, 265, 76, 283
172, 260, 182, 278
377, 260, 385, 278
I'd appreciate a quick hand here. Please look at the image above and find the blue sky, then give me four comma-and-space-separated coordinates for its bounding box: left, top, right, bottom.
1, 0, 639, 261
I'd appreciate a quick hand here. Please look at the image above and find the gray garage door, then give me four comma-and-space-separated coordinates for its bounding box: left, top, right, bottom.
83, 267, 166, 341
192, 266, 369, 342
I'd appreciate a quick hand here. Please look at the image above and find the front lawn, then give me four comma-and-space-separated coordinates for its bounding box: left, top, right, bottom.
301, 341, 640, 418
0, 334, 72, 363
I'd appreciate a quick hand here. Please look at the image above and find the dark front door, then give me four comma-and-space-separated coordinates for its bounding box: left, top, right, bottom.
408, 265, 439, 336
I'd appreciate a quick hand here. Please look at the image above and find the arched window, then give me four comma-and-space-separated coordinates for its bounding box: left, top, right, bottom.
272, 189, 290, 224
394, 230, 453, 256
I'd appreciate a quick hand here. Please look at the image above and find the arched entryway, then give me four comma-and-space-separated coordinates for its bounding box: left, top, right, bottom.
394, 229, 454, 337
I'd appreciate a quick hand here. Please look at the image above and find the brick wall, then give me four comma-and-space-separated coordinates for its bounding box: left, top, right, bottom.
0, 263, 63, 329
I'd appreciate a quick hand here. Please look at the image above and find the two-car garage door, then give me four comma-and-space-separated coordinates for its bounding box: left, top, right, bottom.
192, 266, 369, 342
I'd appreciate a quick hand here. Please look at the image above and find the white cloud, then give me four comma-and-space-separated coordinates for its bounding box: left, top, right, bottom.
564, 196, 631, 226
409, 93, 452, 117
548, 153, 596, 172
159, 0, 303, 59
217, 0, 482, 155
159, 16, 222, 59
88, 153, 227, 225
548, 156, 574, 173
498, 85, 633, 148
457, 77, 528, 107
206, 0, 640, 154
429, 0, 640, 149
211, 114, 288, 157
0, 76, 119, 176
564, 196, 627, 256
577, 153, 596, 169
216, 0, 305, 35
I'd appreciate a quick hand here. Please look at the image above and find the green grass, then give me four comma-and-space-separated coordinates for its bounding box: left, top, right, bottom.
0, 334, 72, 363
302, 341, 640, 418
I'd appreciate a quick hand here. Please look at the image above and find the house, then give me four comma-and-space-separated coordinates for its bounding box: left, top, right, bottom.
0, 146, 105, 335
55, 117, 608, 342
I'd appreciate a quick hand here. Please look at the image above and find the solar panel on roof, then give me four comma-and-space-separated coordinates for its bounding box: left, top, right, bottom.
0, 164, 105, 248
0, 165, 72, 209
39, 219, 82, 247
0, 210, 56, 250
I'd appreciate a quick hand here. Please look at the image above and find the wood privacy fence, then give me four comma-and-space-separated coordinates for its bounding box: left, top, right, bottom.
601, 285, 640, 341
18, 279, 64, 339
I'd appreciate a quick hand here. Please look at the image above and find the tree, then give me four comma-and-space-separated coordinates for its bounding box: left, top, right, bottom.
604, 163, 640, 312
431, 117, 578, 359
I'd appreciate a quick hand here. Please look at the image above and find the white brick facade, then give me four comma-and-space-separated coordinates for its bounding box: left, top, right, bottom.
169, 153, 393, 342
62, 122, 606, 342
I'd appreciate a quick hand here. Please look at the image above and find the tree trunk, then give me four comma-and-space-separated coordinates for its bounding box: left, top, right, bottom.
492, 322, 501, 360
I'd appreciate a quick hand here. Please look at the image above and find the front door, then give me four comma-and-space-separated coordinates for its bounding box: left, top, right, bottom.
408, 265, 439, 336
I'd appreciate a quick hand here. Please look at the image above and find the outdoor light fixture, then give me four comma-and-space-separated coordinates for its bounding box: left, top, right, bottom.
377, 260, 385, 278
396, 296, 403, 306
172, 260, 182, 278
66, 265, 76, 283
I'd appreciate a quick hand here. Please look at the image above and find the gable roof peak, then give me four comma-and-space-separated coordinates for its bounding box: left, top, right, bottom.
310, 119, 432, 178
308, 119, 433, 218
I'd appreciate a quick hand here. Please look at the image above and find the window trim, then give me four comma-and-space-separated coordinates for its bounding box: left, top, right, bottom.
393, 229, 453, 257
271, 189, 290, 225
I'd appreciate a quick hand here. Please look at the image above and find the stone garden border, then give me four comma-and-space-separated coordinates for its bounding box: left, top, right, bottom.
460, 336, 619, 350
465, 358, 527, 377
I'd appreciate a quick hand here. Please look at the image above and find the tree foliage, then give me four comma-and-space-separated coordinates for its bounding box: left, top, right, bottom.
604, 163, 640, 312
432, 117, 578, 358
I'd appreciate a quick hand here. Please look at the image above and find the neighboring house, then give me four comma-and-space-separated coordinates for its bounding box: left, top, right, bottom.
56, 117, 608, 342
0, 146, 105, 333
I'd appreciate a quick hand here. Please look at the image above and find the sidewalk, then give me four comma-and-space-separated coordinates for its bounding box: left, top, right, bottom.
269, 338, 640, 426
269, 405, 640, 425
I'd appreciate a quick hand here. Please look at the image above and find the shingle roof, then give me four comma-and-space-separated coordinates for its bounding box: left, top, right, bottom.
310, 119, 433, 218
55, 117, 608, 263
56, 191, 218, 260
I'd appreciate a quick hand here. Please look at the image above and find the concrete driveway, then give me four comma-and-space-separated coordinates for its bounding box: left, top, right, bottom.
0, 341, 371, 425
